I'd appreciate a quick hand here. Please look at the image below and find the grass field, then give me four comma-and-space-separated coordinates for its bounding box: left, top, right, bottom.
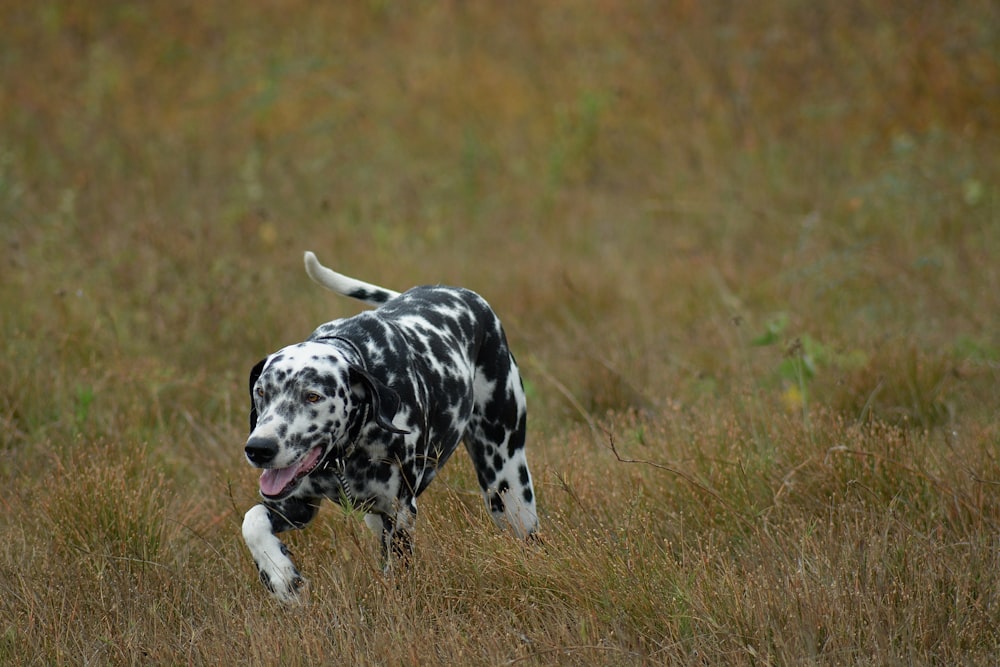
2, 1, 999, 664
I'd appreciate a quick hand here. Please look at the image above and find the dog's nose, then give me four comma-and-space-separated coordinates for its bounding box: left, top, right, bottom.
245, 436, 279, 465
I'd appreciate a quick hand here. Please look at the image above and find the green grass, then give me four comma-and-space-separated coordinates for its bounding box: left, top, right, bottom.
2, 1, 999, 664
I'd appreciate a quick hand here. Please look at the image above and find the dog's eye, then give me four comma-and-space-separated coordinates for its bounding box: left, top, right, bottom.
304, 392, 322, 403
256, 387, 265, 399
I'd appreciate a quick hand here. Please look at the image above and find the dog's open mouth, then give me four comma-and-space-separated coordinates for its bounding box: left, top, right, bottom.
259, 445, 325, 499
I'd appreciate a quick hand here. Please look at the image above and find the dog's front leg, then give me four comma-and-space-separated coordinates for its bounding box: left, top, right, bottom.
242, 498, 319, 602
364, 496, 417, 571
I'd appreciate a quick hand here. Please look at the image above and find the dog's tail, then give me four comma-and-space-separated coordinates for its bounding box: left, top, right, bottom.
303, 251, 400, 307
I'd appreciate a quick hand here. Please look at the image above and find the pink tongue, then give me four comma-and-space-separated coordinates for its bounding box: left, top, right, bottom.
259, 447, 323, 496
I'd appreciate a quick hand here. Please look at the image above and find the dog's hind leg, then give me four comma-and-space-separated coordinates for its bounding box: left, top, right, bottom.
465, 332, 539, 538
475, 437, 538, 539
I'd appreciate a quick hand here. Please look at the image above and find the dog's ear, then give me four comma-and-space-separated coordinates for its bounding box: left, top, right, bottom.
349, 365, 410, 434
248, 358, 267, 433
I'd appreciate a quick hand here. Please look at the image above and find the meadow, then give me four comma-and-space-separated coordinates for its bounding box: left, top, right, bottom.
1, 1, 999, 664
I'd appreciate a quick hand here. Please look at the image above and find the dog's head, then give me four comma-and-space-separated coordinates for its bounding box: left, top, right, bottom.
245, 341, 407, 500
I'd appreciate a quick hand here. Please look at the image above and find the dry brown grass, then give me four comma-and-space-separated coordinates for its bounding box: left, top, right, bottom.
2, 1, 999, 664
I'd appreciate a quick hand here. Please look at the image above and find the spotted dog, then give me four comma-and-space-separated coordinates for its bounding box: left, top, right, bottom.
241, 251, 538, 602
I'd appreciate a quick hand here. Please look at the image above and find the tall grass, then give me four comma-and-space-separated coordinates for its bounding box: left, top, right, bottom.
2, 1, 999, 664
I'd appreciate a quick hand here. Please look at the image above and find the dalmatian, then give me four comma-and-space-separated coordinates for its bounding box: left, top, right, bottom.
241, 251, 539, 602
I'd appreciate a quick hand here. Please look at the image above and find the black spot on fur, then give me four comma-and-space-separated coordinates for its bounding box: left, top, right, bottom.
489, 492, 505, 513
259, 569, 273, 591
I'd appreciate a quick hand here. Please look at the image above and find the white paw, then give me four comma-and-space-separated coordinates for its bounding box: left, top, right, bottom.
243, 504, 308, 603
258, 553, 309, 603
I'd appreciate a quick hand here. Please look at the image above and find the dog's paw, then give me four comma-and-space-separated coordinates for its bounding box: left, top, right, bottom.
258, 559, 309, 604
243, 504, 309, 604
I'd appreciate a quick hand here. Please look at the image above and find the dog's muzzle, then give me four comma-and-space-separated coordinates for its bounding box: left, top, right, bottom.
245, 435, 329, 500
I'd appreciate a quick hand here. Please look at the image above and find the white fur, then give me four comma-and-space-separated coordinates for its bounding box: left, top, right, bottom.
303, 251, 400, 306
242, 504, 306, 603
